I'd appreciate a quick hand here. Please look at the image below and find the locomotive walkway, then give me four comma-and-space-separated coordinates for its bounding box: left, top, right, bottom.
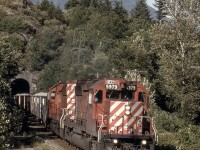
10, 115, 76, 150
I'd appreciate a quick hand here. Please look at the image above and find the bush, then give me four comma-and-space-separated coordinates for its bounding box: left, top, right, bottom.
154, 107, 200, 150
0, 16, 28, 33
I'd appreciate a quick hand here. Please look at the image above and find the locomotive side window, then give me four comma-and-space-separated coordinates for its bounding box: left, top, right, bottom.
50, 92, 56, 99
138, 92, 145, 102
106, 90, 120, 99
95, 90, 103, 103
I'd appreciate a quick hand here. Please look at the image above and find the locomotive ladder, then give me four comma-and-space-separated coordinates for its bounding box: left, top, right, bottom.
60, 108, 65, 128
97, 114, 108, 142
152, 117, 158, 143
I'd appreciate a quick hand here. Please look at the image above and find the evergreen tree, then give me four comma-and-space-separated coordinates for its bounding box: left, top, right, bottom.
131, 0, 151, 21
64, 0, 79, 9
97, 0, 112, 14
113, 1, 128, 22
38, 0, 65, 22
129, 0, 152, 34
154, 0, 167, 20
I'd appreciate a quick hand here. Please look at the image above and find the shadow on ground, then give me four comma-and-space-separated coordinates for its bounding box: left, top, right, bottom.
10, 114, 58, 149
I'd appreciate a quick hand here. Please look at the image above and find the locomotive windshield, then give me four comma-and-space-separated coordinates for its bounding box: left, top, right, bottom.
106, 89, 134, 100
121, 89, 134, 100
106, 90, 120, 99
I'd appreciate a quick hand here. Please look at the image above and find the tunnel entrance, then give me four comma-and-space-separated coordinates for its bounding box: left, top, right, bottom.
11, 78, 30, 95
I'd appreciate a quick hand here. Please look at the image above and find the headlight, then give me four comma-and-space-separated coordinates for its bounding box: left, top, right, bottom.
141, 140, 147, 145
113, 139, 118, 144
125, 110, 131, 115
125, 105, 131, 110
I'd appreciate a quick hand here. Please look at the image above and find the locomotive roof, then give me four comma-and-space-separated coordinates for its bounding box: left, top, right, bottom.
32, 92, 48, 97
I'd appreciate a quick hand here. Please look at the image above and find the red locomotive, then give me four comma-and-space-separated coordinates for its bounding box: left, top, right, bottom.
47, 78, 157, 150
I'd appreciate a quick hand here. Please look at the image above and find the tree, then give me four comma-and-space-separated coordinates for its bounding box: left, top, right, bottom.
129, 0, 152, 35
38, 0, 65, 22
149, 0, 200, 123
131, 0, 151, 21
26, 26, 64, 71
0, 35, 22, 149
64, 0, 79, 9
0, 16, 28, 33
154, 0, 167, 20
109, 34, 152, 77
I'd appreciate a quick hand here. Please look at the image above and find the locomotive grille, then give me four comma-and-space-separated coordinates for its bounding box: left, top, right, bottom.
109, 101, 143, 135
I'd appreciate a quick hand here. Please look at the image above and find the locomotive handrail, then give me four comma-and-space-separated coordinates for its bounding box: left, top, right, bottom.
62, 108, 76, 121
60, 108, 65, 128
62, 108, 68, 121
133, 115, 157, 137
152, 117, 158, 144
97, 114, 108, 142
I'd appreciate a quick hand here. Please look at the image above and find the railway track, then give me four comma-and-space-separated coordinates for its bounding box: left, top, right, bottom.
10, 114, 77, 150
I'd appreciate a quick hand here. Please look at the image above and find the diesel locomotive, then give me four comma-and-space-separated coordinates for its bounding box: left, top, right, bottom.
15, 77, 157, 150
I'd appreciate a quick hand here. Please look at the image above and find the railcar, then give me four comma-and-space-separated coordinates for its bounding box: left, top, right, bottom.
48, 78, 157, 150
14, 93, 30, 111
14, 93, 48, 123
30, 92, 48, 124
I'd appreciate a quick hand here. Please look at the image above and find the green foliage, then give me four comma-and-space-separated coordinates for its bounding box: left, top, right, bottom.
154, 0, 167, 20
110, 32, 152, 76
38, 0, 65, 22
0, 9, 6, 20
37, 61, 63, 91
149, 20, 200, 122
0, 35, 21, 79
26, 26, 64, 71
0, 16, 28, 33
155, 107, 200, 150
65, 0, 79, 9
0, 35, 23, 149
37, 48, 113, 91
131, 0, 151, 21
67, 5, 90, 28
129, 0, 152, 35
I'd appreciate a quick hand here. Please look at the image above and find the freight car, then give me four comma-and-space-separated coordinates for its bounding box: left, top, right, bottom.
14, 92, 48, 124
30, 92, 48, 124
47, 78, 157, 150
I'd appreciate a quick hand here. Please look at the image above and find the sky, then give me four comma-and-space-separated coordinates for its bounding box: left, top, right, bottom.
32, 0, 157, 13
147, 0, 156, 9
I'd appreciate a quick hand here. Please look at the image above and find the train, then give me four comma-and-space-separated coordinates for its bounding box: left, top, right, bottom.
14, 77, 157, 150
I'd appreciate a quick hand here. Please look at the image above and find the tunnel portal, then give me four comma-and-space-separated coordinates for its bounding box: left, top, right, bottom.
11, 78, 30, 95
